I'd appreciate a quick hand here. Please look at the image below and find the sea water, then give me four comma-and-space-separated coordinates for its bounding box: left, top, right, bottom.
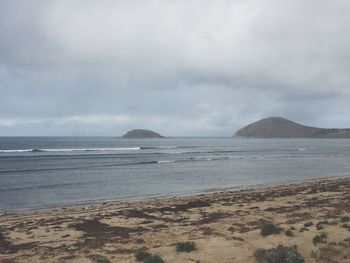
1, 137, 350, 211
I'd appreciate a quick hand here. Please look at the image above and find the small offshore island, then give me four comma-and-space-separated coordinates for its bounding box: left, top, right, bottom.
122, 129, 165, 139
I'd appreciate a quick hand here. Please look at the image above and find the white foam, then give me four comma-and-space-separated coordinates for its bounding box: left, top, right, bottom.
0, 147, 141, 153
157, 160, 176, 164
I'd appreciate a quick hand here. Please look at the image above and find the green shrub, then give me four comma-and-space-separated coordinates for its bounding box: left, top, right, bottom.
254, 245, 304, 263
260, 223, 283, 236
143, 255, 165, 263
304, 222, 313, 227
313, 234, 327, 246
341, 216, 350, 222
135, 251, 152, 261
176, 241, 196, 252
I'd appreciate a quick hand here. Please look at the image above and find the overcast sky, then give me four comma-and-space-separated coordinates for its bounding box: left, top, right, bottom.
1, 0, 350, 136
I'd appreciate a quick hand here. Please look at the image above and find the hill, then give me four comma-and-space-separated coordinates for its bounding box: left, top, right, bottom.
121, 129, 165, 139
234, 117, 350, 138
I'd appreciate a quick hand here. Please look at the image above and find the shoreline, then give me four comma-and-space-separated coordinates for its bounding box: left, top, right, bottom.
3, 173, 350, 214
1, 176, 350, 262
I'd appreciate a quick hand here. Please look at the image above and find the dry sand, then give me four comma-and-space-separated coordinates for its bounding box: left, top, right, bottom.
1, 177, 350, 263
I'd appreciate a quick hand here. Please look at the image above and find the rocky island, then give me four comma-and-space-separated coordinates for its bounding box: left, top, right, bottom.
121, 129, 165, 139
234, 117, 350, 138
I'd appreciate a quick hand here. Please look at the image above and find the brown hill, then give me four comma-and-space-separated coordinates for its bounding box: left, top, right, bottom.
234, 117, 350, 138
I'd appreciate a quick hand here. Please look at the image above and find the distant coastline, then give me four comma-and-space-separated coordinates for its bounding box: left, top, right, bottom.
234, 116, 350, 138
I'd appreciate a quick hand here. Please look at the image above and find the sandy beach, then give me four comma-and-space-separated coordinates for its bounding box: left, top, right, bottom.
1, 176, 350, 263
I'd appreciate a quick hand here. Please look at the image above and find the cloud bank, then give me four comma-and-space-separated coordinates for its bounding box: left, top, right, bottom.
1, 0, 350, 136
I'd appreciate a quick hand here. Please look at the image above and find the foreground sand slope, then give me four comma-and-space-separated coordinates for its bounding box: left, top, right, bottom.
1, 177, 350, 263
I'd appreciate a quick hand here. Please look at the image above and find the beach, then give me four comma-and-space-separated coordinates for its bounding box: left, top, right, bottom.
1, 176, 350, 263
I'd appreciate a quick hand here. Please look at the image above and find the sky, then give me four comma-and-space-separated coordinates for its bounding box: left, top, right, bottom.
1, 0, 350, 136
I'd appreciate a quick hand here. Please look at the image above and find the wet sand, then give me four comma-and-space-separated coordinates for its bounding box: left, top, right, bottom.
1, 176, 350, 262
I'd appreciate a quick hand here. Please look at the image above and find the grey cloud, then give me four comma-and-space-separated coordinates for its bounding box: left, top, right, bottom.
1, 0, 350, 136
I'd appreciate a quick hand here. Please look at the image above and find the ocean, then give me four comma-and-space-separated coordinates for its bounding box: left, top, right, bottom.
1, 137, 350, 211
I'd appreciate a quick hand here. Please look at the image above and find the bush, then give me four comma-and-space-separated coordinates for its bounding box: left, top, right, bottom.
313, 234, 327, 246
304, 222, 313, 227
260, 223, 283, 237
143, 255, 165, 263
135, 251, 152, 261
341, 216, 350, 222
254, 245, 304, 263
176, 242, 196, 252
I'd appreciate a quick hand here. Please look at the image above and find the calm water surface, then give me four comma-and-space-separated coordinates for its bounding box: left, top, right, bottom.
1, 137, 350, 211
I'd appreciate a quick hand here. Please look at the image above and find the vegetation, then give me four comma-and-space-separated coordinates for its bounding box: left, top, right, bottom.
304, 222, 313, 227
285, 228, 293, 237
143, 255, 165, 263
260, 223, 283, 236
176, 241, 196, 252
341, 216, 350, 222
135, 251, 165, 263
232, 236, 244, 241
313, 233, 327, 246
316, 222, 324, 230
92, 255, 111, 263
299, 227, 309, 232
342, 223, 350, 230
320, 233, 328, 238
254, 245, 304, 263
135, 251, 152, 261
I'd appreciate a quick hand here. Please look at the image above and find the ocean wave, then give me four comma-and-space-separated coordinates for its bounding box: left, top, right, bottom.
140, 146, 178, 150
0, 147, 141, 153
157, 160, 176, 164
286, 147, 308, 151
